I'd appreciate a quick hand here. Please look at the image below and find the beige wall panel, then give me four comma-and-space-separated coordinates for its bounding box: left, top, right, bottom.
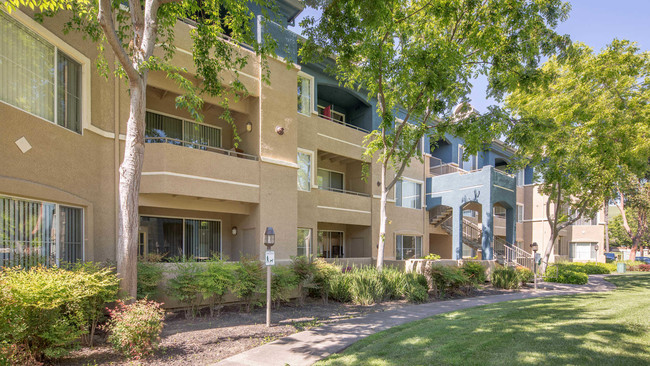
258, 163, 297, 261
429, 234, 453, 259
316, 190, 372, 226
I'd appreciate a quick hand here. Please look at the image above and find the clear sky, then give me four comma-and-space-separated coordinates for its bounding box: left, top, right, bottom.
288, 0, 650, 112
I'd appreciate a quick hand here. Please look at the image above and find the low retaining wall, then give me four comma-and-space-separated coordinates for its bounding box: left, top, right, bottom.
405, 259, 497, 279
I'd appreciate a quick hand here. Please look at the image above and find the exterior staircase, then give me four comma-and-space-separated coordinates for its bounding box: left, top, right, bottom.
432, 209, 534, 268
440, 216, 482, 251
429, 206, 453, 226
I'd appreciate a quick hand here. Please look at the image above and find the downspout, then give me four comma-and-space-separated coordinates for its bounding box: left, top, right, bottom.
114, 69, 120, 259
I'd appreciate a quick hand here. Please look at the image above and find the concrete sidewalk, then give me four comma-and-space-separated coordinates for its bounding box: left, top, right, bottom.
215, 276, 615, 366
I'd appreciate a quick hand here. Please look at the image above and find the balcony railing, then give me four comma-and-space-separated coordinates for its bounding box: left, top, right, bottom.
319, 185, 371, 197
145, 137, 258, 161
317, 113, 370, 133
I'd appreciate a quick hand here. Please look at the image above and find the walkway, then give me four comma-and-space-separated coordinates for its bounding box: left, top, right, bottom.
215, 276, 615, 366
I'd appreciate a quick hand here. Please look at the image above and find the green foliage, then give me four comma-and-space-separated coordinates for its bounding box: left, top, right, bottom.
105, 299, 165, 360
421, 253, 441, 260
291, 256, 317, 305
231, 257, 264, 312
271, 265, 299, 308
515, 267, 535, 284
328, 271, 352, 303
167, 262, 204, 318
0, 265, 118, 363
461, 261, 487, 284
427, 265, 472, 298
491, 266, 520, 290
405, 281, 429, 304
552, 262, 612, 275
379, 266, 407, 300
202, 260, 237, 316
311, 259, 342, 303
137, 262, 163, 300
543, 268, 589, 285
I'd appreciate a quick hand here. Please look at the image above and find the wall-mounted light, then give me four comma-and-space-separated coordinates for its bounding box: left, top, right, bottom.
232, 226, 238, 236
275, 126, 285, 135
246, 121, 253, 133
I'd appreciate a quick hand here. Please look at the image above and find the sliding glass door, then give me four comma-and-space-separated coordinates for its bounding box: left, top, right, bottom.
139, 216, 221, 260
317, 231, 344, 258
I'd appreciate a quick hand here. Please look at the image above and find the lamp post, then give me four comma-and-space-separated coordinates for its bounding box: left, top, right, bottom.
594, 245, 599, 263
530, 242, 539, 290
264, 227, 275, 327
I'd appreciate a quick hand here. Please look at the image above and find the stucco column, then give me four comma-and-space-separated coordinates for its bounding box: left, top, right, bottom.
481, 201, 493, 260
452, 206, 463, 260
506, 207, 516, 246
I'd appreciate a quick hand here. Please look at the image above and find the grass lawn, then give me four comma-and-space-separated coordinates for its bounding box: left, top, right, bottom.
317, 274, 650, 366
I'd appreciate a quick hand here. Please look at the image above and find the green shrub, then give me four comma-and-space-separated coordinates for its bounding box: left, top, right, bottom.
291, 256, 316, 305
405, 282, 429, 303
422, 253, 441, 260
544, 269, 589, 285
311, 259, 342, 303
427, 265, 472, 298
105, 299, 165, 360
0, 265, 119, 363
407, 272, 429, 290
137, 262, 163, 300
202, 260, 236, 316
232, 257, 264, 312
347, 267, 384, 305
271, 265, 299, 308
328, 272, 352, 303
167, 262, 204, 317
554, 262, 611, 275
380, 266, 408, 300
516, 267, 534, 284
491, 266, 520, 289
461, 261, 487, 284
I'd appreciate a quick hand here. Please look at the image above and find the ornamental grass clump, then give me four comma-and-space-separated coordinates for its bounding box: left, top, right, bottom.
105, 299, 165, 360
427, 264, 472, 298
491, 266, 520, 289
461, 261, 487, 284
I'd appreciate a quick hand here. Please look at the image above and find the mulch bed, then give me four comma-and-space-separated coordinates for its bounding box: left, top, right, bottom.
55, 285, 531, 365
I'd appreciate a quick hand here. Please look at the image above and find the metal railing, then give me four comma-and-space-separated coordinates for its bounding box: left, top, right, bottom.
440, 217, 482, 248
145, 137, 259, 161
494, 168, 515, 178
318, 186, 371, 197
317, 113, 370, 133
494, 237, 534, 270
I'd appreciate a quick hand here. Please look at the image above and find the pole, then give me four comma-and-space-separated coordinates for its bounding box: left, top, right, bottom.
533, 250, 537, 290
266, 264, 271, 327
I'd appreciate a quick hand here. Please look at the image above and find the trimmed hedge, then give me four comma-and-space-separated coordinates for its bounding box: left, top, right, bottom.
491, 266, 520, 289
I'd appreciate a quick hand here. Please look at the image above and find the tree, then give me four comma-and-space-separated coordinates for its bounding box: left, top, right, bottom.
506, 40, 650, 273
611, 178, 650, 259
300, 0, 570, 268
4, 0, 278, 298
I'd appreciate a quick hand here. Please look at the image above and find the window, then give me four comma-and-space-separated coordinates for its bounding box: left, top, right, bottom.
145, 111, 221, 149
139, 216, 221, 260
517, 204, 524, 223
396, 235, 422, 260
297, 228, 311, 257
0, 195, 83, 268
555, 236, 569, 256
317, 169, 344, 192
297, 150, 313, 191
317, 231, 344, 258
493, 206, 507, 218
318, 104, 346, 122
570, 242, 597, 261
1, 11, 82, 133
396, 179, 422, 209
297, 74, 312, 116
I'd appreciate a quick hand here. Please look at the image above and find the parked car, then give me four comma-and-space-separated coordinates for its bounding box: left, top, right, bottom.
604, 252, 617, 263
635, 256, 650, 264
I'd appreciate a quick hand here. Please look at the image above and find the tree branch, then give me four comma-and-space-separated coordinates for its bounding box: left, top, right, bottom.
141, 0, 162, 60
98, 0, 140, 81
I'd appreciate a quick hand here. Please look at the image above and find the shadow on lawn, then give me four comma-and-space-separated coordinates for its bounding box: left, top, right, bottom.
316, 275, 650, 365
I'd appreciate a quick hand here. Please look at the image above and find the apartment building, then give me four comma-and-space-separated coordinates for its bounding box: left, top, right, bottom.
0, 2, 604, 268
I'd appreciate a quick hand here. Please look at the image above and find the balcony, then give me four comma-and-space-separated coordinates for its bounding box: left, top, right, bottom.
146, 137, 258, 161
141, 142, 260, 203
316, 189, 371, 226
317, 84, 372, 133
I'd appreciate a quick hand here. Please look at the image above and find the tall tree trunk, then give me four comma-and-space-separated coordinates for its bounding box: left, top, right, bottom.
539, 231, 557, 275
377, 158, 388, 270
603, 199, 609, 252
117, 76, 147, 300
630, 239, 639, 260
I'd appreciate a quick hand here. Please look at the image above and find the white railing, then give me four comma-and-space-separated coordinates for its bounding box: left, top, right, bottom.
145, 137, 259, 161
494, 237, 534, 270
318, 186, 371, 197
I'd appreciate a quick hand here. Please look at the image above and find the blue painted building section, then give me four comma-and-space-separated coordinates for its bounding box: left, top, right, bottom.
427, 166, 516, 260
